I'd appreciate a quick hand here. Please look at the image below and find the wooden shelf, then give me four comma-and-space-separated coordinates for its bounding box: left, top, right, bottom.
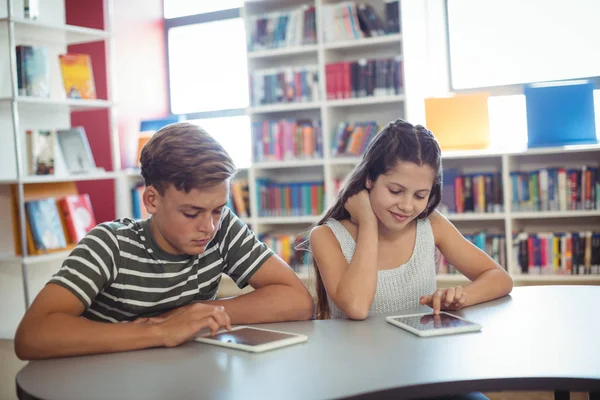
326, 94, 405, 108
253, 159, 324, 169
21, 171, 119, 184
2, 18, 110, 45
511, 210, 600, 219
514, 275, 600, 283
0, 96, 114, 111
446, 213, 506, 221
256, 216, 321, 224
248, 44, 318, 59
329, 157, 362, 165
248, 102, 322, 114
324, 34, 402, 50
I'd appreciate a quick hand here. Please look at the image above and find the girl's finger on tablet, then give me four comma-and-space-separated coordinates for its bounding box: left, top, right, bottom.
432, 290, 444, 314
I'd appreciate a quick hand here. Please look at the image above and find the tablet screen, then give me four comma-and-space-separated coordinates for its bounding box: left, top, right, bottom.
390, 313, 476, 331
207, 327, 298, 346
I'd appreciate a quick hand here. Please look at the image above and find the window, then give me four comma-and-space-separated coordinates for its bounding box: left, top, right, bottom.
164, 2, 251, 168
446, 0, 600, 90
168, 19, 249, 114
164, 0, 243, 19
444, 0, 600, 149
188, 116, 252, 169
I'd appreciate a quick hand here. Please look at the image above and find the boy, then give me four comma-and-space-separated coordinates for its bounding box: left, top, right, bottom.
15, 122, 314, 360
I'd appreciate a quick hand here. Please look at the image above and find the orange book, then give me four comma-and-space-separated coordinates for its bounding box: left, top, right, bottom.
136, 133, 153, 167
59, 54, 96, 99
425, 93, 490, 151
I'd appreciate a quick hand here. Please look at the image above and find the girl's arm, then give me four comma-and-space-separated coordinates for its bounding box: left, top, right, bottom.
310, 219, 379, 320
429, 211, 513, 309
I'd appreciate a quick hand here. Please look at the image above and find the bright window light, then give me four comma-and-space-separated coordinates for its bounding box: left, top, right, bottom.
187, 115, 252, 170
168, 18, 249, 114
164, 0, 243, 19
447, 0, 600, 89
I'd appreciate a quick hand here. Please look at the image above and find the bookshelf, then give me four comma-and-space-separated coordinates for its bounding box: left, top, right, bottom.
0, 0, 119, 337
240, 0, 600, 287
241, 0, 407, 277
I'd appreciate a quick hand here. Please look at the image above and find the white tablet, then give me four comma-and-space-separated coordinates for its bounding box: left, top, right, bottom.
194, 326, 308, 353
385, 312, 482, 337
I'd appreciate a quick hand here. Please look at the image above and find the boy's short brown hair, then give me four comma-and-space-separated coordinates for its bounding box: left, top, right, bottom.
140, 122, 236, 194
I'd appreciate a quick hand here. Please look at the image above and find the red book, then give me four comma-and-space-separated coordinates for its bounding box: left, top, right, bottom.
60, 194, 96, 243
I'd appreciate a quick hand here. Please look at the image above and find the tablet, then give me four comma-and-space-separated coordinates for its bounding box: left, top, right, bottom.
385, 312, 482, 337
194, 326, 308, 353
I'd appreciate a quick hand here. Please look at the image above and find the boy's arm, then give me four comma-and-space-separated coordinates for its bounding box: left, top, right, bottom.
205, 254, 314, 323
15, 284, 230, 360
15, 223, 231, 360
211, 208, 313, 323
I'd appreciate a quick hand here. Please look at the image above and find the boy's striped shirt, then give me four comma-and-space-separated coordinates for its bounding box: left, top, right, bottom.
49, 207, 273, 322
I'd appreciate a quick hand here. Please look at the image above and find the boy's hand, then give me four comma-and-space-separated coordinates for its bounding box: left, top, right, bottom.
419, 286, 467, 314
146, 303, 232, 348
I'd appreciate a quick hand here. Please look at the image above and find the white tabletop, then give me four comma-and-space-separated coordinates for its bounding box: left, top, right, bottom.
16, 286, 600, 400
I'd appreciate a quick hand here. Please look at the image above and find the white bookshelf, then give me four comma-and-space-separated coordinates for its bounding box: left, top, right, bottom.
0, 0, 119, 338
242, 1, 600, 287
242, 0, 407, 280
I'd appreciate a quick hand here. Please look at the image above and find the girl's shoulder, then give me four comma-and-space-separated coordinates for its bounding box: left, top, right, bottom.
426, 210, 453, 247
312, 219, 358, 244
333, 218, 358, 242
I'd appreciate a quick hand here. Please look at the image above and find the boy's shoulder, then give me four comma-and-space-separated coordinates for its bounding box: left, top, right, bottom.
96, 217, 143, 234
86, 217, 145, 245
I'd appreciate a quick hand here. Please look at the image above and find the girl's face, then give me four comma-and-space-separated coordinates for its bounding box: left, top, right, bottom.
366, 161, 436, 231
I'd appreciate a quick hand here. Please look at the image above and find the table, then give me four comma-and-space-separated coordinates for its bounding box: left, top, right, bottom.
16, 286, 600, 400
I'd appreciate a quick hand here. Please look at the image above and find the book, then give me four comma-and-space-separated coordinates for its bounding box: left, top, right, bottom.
59, 54, 97, 99
25, 198, 67, 251
26, 129, 55, 175
16, 45, 50, 97
56, 127, 97, 173
59, 194, 96, 243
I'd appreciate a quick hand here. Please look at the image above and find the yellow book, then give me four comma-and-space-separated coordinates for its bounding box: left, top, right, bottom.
59, 54, 97, 99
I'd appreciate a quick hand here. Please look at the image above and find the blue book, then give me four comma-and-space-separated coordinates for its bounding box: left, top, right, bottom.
25, 198, 67, 251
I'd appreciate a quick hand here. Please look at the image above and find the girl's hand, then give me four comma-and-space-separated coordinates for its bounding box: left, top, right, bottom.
344, 190, 377, 226
419, 286, 467, 314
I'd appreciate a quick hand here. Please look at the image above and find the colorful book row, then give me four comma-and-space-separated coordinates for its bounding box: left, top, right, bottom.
326, 58, 403, 100
252, 119, 322, 162
331, 121, 380, 157
510, 166, 600, 212
438, 233, 506, 274
256, 180, 325, 217
249, 66, 319, 106
514, 231, 600, 275
442, 170, 504, 214
247, 6, 317, 51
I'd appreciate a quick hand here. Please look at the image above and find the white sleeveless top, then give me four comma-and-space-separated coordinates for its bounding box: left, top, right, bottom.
323, 218, 437, 319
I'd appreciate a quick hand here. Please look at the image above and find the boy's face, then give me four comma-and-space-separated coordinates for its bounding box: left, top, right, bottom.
144, 182, 229, 255
367, 161, 435, 231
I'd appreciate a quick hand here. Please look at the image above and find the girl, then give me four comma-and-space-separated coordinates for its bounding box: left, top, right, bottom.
310, 119, 513, 321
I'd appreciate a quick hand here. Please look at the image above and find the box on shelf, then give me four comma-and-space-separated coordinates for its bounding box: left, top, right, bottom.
424, 92, 491, 151
525, 80, 597, 149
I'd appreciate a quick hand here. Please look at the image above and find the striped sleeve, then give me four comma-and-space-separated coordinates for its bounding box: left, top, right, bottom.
218, 207, 274, 289
49, 223, 120, 308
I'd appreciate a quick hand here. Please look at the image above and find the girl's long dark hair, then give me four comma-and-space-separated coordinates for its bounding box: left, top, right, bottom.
307, 119, 443, 319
